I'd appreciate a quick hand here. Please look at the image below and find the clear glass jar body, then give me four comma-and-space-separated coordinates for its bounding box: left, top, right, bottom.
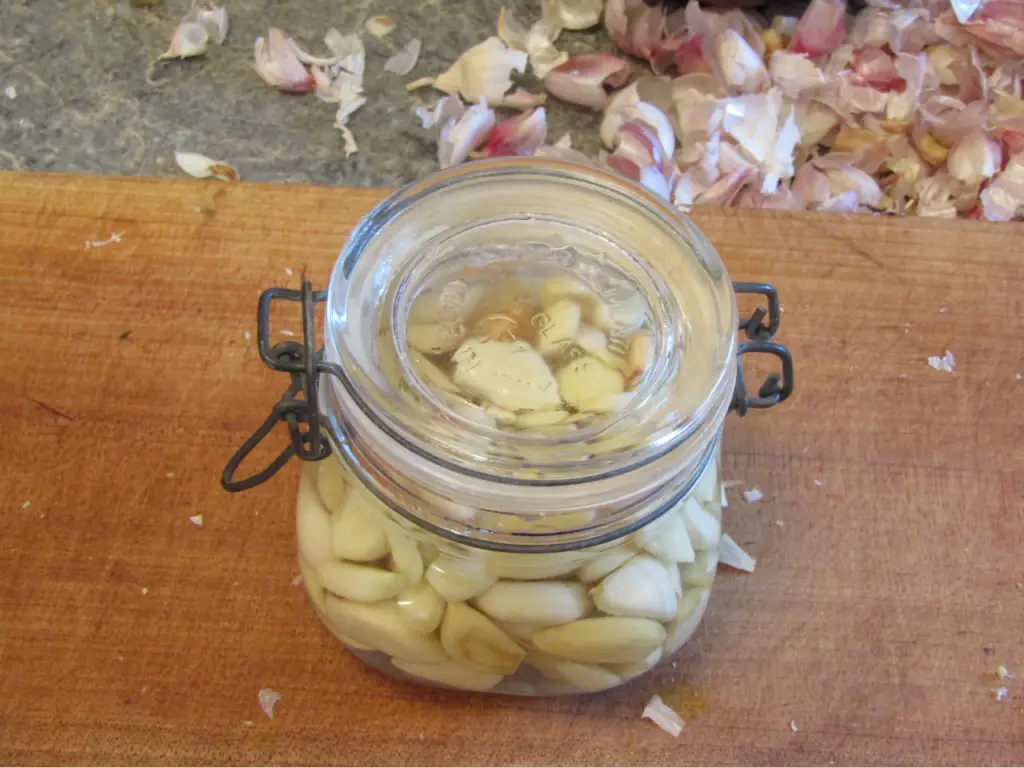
296, 159, 738, 695
298, 444, 722, 695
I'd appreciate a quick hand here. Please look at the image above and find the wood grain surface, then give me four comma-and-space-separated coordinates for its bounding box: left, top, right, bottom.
0, 172, 1021, 766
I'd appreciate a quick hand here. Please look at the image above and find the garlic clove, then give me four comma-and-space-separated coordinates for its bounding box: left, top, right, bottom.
575, 546, 637, 583
663, 587, 711, 653
634, 509, 696, 563
406, 322, 466, 355
384, 38, 421, 76
438, 99, 496, 169
323, 596, 448, 664
410, 350, 459, 394
299, 555, 325, 610
318, 562, 407, 602
392, 658, 503, 691
624, 330, 653, 388
534, 299, 583, 357
315, 460, 348, 513
608, 646, 663, 678
385, 525, 425, 583
532, 616, 667, 664
440, 602, 526, 675
395, 582, 446, 634
553, 659, 622, 691
474, 580, 591, 626
515, 409, 570, 428
253, 28, 316, 92
330, 490, 391, 562
426, 554, 497, 602
174, 151, 238, 181
590, 554, 679, 621
296, 467, 334, 569
452, 339, 562, 412
543, 0, 603, 31
680, 497, 721, 550
575, 326, 626, 370
681, 549, 719, 588
555, 355, 625, 411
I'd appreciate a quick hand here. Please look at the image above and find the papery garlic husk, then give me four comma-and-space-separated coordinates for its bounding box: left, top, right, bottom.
254, 28, 316, 92
438, 99, 496, 169
385, 39, 421, 76
543, 53, 631, 110
947, 130, 1003, 184
174, 151, 239, 181
543, 0, 603, 31
323, 596, 448, 663
433, 36, 528, 104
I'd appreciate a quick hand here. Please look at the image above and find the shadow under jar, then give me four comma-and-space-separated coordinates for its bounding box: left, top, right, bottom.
224, 158, 793, 695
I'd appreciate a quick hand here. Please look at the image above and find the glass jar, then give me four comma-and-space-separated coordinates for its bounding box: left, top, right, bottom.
225, 158, 793, 695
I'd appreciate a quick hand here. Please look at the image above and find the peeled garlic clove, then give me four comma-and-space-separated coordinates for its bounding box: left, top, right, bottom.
316, 460, 348, 513
625, 331, 653, 388
406, 322, 466, 355
590, 555, 679, 621
392, 658, 503, 691
297, 468, 334, 569
396, 582, 446, 634
440, 602, 526, 675
543, 276, 600, 309
554, 659, 622, 692
525, 649, 568, 681
575, 325, 625, 369
681, 550, 718, 588
338, 634, 374, 651
575, 546, 637, 583
663, 588, 711, 654
318, 562, 406, 602
484, 550, 589, 580
556, 355, 625, 411
515, 409, 569, 428
323, 596, 448, 664
574, 392, 634, 414
533, 299, 582, 357
681, 497, 721, 551
386, 525, 425, 583
532, 617, 666, 664
591, 292, 647, 335
498, 621, 543, 642
691, 462, 719, 508
484, 404, 519, 425
474, 581, 591, 626
331, 489, 390, 562
452, 340, 562, 412
410, 350, 458, 393
473, 313, 524, 342
426, 554, 497, 601
608, 646, 663, 678
299, 555, 325, 610
635, 510, 696, 563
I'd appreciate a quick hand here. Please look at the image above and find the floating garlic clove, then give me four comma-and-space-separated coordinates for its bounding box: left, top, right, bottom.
395, 582, 446, 634
680, 497, 721, 551
533, 299, 582, 358
542, 276, 600, 310
532, 616, 666, 664
299, 555, 325, 610
591, 292, 647, 336
441, 602, 526, 675
663, 587, 711, 653
323, 596, 448, 664
426, 555, 497, 601
316, 460, 348, 513
386, 525, 425, 583
330, 488, 391, 562
575, 326, 625, 370
553, 659, 622, 691
472, 312, 525, 342
590, 555, 679, 621
608, 646, 663, 678
573, 392, 635, 414
318, 562, 407, 602
575, 546, 637, 583
555, 355, 625, 411
634, 509, 696, 563
451, 340, 562, 412
474, 581, 591, 626
625, 331, 653, 388
525, 649, 570, 681
392, 658, 504, 691
406, 322, 465, 355
296, 468, 334, 568
681, 550, 718, 588
497, 621, 543, 643
515, 409, 570, 428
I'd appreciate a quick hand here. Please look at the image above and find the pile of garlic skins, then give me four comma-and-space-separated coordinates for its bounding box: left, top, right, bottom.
403, 271, 653, 427
297, 448, 723, 694
416, 0, 1024, 222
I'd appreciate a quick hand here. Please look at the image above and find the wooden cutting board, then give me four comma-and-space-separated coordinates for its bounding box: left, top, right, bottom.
0, 172, 1021, 766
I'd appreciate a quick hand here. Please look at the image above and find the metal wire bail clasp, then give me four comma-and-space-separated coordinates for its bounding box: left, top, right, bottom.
222, 281, 331, 492
730, 281, 795, 415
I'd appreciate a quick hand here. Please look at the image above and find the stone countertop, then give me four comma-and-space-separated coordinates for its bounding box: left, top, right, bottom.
0, 0, 609, 186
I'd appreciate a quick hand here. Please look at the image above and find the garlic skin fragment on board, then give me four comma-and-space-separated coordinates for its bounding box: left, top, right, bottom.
438, 99, 497, 169
430, 36, 528, 104
642, 694, 685, 737
385, 39, 421, 76
161, 22, 209, 60
174, 151, 238, 181
543, 0, 603, 31
544, 53, 631, 110
365, 15, 396, 39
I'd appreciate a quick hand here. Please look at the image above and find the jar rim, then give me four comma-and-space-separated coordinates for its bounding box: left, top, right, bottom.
320, 158, 737, 548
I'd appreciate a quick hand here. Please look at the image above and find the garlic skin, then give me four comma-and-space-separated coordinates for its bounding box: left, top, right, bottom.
543, 0, 603, 31
947, 130, 1003, 184
432, 36, 528, 104
254, 29, 316, 92
543, 53, 631, 110
162, 22, 210, 60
